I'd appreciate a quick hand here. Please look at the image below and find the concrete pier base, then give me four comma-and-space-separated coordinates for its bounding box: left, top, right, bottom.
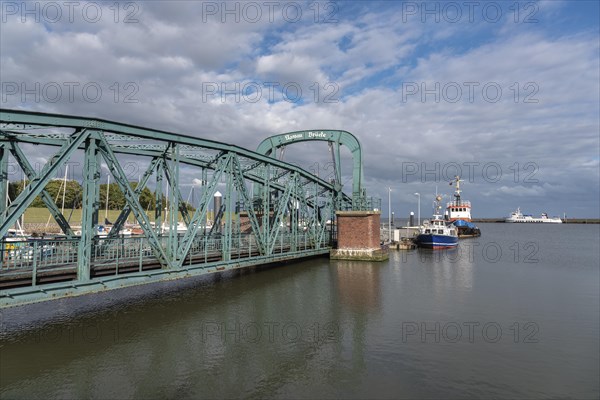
330, 211, 389, 261
330, 247, 389, 261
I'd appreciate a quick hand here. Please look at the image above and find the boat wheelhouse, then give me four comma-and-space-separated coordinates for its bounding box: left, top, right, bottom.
446, 176, 481, 237
415, 195, 459, 249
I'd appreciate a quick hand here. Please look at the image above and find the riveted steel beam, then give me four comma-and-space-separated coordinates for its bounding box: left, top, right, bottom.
176, 153, 230, 267
105, 156, 161, 240
0, 129, 88, 238
78, 135, 100, 280
230, 154, 265, 254
0, 109, 338, 194
0, 143, 8, 231
97, 135, 170, 267
8, 141, 75, 237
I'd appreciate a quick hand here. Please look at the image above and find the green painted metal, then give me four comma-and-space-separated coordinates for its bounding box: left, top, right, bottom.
105, 157, 161, 240
267, 172, 296, 255
78, 136, 99, 281
256, 129, 365, 210
97, 135, 170, 267
0, 245, 330, 308
222, 162, 233, 262
167, 144, 179, 261
0, 144, 7, 272
0, 109, 338, 188
0, 143, 8, 230
0, 134, 330, 210
230, 155, 265, 254
163, 156, 191, 226
0, 129, 89, 237
175, 154, 229, 268
155, 160, 163, 235
0, 109, 355, 307
8, 141, 75, 237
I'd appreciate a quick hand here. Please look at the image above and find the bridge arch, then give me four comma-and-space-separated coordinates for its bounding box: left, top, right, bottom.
256, 130, 365, 209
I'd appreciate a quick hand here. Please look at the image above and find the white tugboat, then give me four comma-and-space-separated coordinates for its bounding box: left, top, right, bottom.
505, 208, 563, 223
446, 176, 481, 237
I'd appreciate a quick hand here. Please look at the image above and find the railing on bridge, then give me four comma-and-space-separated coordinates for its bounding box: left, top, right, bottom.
1, 231, 329, 286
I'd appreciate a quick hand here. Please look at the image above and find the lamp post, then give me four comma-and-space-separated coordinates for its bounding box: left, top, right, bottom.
105, 174, 110, 221
414, 192, 420, 226
388, 187, 392, 243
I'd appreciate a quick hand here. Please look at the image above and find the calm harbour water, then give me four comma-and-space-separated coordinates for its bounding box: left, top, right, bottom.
1, 223, 599, 399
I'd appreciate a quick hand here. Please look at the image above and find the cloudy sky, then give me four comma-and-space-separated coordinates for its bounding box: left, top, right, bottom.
1, 0, 599, 217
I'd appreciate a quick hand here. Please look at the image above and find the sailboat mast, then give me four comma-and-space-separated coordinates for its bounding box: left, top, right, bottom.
61, 165, 68, 216
105, 174, 110, 220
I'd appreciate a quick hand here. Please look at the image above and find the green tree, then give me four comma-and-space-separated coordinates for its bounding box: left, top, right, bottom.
138, 186, 155, 211
9, 179, 82, 209
99, 183, 126, 210
8, 178, 194, 214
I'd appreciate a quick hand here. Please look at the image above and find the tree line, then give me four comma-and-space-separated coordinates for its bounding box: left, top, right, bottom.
7, 180, 194, 211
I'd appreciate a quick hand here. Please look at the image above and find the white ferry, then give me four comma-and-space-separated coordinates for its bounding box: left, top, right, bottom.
505, 208, 563, 223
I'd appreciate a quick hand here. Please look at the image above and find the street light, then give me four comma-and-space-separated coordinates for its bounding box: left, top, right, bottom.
414, 192, 420, 226
388, 187, 392, 243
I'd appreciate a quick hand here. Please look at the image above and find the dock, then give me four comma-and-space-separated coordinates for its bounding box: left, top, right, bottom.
388, 238, 417, 250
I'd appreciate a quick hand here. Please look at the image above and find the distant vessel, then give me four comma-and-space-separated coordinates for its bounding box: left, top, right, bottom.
505, 208, 563, 223
446, 176, 481, 237
415, 195, 458, 249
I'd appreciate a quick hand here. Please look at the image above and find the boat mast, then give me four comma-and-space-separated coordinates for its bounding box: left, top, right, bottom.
61, 164, 68, 216
105, 174, 110, 221
434, 194, 443, 216
453, 175, 464, 204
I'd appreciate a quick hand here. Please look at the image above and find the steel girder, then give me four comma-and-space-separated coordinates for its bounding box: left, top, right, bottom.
0, 132, 340, 211
0, 128, 89, 235
0, 109, 340, 189
7, 140, 75, 237
0, 144, 8, 230
78, 135, 99, 279
104, 156, 161, 241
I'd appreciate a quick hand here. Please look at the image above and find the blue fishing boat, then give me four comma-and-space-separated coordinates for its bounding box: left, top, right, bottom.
415, 195, 459, 249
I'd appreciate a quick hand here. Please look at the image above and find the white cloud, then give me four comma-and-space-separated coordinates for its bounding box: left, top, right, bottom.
1, 1, 598, 216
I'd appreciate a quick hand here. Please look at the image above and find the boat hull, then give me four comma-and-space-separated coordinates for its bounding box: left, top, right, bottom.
415, 234, 458, 249
452, 219, 481, 237
506, 208, 563, 223
505, 219, 562, 223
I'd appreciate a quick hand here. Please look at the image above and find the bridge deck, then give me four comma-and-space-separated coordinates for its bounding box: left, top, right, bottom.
0, 234, 330, 307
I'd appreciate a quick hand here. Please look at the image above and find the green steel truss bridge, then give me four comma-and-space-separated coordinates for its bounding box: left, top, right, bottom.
0, 109, 378, 307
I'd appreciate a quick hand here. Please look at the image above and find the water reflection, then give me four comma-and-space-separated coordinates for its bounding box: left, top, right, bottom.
416, 242, 475, 292
1, 225, 598, 399
332, 261, 382, 311
1, 261, 351, 398
327, 260, 386, 391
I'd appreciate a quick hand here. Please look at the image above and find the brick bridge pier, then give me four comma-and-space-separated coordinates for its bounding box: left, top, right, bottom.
330, 211, 389, 261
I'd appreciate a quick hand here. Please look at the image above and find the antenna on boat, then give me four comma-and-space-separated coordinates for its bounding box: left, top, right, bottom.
451, 175, 464, 203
